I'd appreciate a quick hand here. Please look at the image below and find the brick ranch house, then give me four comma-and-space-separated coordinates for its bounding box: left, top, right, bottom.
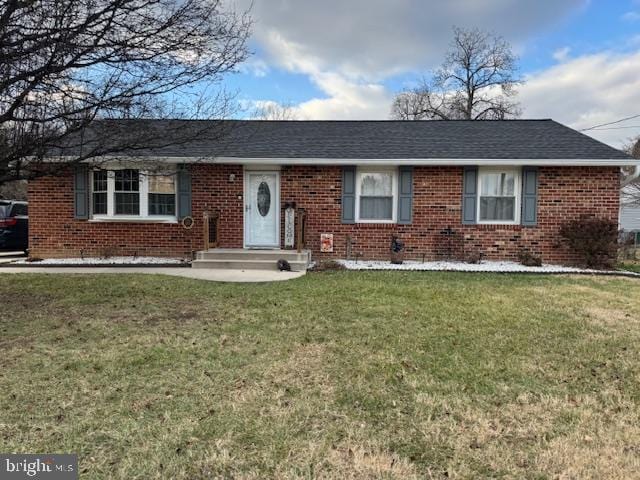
28, 119, 635, 265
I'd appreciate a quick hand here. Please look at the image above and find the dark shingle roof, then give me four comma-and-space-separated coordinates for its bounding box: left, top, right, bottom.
75, 119, 632, 160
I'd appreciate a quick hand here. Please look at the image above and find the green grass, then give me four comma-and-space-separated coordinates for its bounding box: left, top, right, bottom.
1, 271, 640, 479
618, 261, 640, 273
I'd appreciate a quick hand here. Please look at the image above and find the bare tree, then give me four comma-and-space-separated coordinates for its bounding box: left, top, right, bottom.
0, 0, 252, 185
631, 137, 640, 159
252, 101, 300, 120
0, 179, 26, 200
622, 137, 640, 204
391, 27, 522, 121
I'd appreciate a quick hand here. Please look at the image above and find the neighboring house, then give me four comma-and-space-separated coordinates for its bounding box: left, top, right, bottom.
620, 185, 640, 244
28, 119, 635, 265
620, 203, 640, 231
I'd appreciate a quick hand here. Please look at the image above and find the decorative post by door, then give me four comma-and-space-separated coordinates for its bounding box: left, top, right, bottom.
284, 202, 296, 248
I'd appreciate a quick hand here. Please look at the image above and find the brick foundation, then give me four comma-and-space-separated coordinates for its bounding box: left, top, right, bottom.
28, 164, 620, 265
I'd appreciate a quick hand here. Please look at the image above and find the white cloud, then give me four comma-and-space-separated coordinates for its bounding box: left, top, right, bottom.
294, 73, 392, 120
520, 50, 640, 147
249, 31, 393, 120
622, 10, 640, 21
248, 74, 392, 120
238, 57, 270, 78
553, 46, 571, 62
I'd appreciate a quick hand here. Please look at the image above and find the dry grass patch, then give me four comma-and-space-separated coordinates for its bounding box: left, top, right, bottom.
444, 394, 580, 477
323, 442, 421, 480
583, 306, 636, 328
270, 344, 333, 386
536, 393, 640, 479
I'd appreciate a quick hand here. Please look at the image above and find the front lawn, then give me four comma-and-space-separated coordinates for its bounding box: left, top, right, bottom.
1, 272, 639, 479
619, 261, 640, 273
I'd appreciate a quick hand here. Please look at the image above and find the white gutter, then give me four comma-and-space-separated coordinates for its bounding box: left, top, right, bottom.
78, 156, 640, 167
211, 157, 639, 167
622, 164, 640, 186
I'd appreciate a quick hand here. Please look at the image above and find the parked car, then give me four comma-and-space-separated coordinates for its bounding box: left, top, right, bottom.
0, 200, 28, 252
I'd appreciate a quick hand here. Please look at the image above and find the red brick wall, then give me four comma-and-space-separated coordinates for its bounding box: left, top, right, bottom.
28, 164, 243, 259
280, 165, 620, 264
28, 164, 620, 265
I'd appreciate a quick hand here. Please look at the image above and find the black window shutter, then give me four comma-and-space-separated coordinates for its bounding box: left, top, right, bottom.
397, 167, 413, 224
462, 166, 478, 225
521, 167, 539, 226
74, 166, 89, 219
177, 165, 192, 219
341, 166, 356, 224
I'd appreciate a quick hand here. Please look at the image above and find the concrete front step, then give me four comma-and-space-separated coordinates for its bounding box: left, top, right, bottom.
196, 249, 310, 261
192, 249, 311, 272
192, 259, 308, 272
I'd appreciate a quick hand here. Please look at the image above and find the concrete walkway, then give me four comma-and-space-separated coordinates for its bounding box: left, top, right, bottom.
0, 266, 305, 282
0, 252, 26, 264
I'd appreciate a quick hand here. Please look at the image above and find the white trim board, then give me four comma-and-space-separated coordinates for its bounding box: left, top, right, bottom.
75, 156, 639, 167
212, 157, 638, 166
476, 167, 521, 225
354, 168, 398, 224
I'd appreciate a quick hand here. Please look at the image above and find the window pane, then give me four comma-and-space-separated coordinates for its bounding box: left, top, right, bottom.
360, 173, 392, 196
360, 197, 393, 220
92, 171, 108, 215
149, 193, 175, 216
148, 174, 176, 216
480, 197, 515, 221
148, 174, 175, 194
115, 192, 140, 215
93, 170, 107, 192
481, 172, 515, 196
92, 193, 107, 215
115, 169, 139, 192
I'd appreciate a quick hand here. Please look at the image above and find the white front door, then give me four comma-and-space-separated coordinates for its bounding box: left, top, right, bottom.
245, 171, 280, 248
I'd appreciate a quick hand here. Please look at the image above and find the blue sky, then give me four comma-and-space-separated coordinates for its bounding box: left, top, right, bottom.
224, 0, 640, 147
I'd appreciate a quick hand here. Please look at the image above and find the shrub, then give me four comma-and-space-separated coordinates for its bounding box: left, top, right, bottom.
559, 217, 618, 269
312, 260, 346, 272
465, 250, 483, 264
518, 249, 542, 267
618, 231, 638, 261
99, 245, 118, 259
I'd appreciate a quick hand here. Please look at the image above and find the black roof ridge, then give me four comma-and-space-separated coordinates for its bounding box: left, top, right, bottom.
97, 118, 556, 123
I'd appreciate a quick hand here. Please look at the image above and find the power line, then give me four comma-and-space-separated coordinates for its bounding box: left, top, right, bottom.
589, 125, 640, 131
580, 114, 640, 132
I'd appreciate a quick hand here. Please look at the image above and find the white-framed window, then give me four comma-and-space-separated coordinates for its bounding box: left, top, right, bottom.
355, 168, 397, 223
477, 167, 521, 224
90, 168, 177, 221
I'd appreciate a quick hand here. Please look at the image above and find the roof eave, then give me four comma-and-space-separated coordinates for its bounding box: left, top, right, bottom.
172, 156, 639, 167
64, 155, 638, 166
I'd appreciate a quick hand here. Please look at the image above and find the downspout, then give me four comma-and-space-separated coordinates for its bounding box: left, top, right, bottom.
622, 164, 640, 187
